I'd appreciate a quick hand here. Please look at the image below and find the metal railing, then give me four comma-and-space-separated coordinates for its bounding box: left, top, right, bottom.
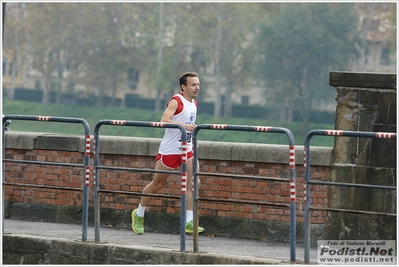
6, 118, 395, 262
93, 120, 189, 251
2, 115, 91, 241
303, 129, 397, 263
192, 124, 297, 262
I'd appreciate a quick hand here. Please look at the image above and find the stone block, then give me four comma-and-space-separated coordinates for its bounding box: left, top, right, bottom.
33, 135, 80, 151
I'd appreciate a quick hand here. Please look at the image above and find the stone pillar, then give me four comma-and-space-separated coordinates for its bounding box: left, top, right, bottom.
326, 72, 396, 240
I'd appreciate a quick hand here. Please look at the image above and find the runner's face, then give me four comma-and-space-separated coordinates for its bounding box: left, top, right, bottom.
183, 76, 200, 99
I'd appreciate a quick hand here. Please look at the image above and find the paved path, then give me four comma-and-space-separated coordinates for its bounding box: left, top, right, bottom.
3, 218, 318, 264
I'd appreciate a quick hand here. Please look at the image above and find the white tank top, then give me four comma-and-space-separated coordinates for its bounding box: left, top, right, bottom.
159, 93, 197, 155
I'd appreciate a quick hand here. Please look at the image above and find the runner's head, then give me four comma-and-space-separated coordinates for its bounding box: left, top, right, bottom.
179, 72, 199, 91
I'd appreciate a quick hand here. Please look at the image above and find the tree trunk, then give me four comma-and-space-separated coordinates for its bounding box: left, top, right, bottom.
96, 86, 105, 108
285, 95, 294, 123
55, 51, 61, 104
223, 84, 233, 117
213, 4, 222, 117
286, 105, 294, 123
111, 77, 117, 106
301, 108, 310, 135
55, 50, 67, 105
154, 2, 164, 112
41, 75, 51, 105
278, 107, 286, 122
55, 81, 62, 104
7, 51, 17, 100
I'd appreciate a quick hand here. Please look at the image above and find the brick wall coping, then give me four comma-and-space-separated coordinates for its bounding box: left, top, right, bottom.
5, 132, 332, 166
329, 71, 397, 90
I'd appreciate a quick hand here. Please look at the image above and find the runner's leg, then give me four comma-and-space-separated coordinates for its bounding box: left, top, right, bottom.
140, 161, 171, 207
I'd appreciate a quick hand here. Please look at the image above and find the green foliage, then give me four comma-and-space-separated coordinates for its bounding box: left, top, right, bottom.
3, 100, 334, 147
256, 3, 359, 133
258, 3, 358, 85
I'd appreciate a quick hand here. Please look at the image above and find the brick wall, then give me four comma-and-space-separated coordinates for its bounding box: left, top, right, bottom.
4, 150, 86, 207
4, 138, 330, 226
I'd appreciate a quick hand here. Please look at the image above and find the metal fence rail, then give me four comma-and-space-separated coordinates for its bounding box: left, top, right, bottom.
93, 120, 189, 251
303, 129, 397, 263
2, 115, 91, 241
192, 124, 297, 262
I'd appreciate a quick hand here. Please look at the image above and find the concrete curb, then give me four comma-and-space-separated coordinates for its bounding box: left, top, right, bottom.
3, 234, 287, 265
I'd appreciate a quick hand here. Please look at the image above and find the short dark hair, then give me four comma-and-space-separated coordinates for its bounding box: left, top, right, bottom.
179, 72, 198, 91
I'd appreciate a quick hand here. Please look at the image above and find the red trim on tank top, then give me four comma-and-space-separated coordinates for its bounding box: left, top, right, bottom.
167, 93, 198, 115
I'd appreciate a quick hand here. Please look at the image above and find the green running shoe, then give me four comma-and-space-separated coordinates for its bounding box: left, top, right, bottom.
185, 221, 205, 234
131, 209, 144, 234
